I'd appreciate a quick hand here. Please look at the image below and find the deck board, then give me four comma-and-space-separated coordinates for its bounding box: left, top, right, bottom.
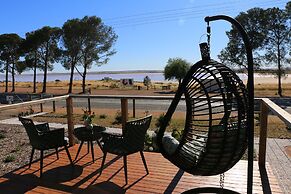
265, 138, 291, 193
0, 144, 282, 194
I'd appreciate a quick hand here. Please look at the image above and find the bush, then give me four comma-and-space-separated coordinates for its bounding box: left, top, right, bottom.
3, 155, 15, 163
0, 131, 5, 139
99, 114, 107, 119
113, 111, 123, 124
144, 133, 152, 147
18, 106, 34, 117
102, 77, 112, 82
144, 132, 159, 152
171, 128, 183, 141
109, 83, 119, 88
155, 113, 170, 128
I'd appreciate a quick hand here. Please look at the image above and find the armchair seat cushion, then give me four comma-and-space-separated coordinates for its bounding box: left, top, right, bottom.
162, 135, 179, 155
64, 137, 69, 144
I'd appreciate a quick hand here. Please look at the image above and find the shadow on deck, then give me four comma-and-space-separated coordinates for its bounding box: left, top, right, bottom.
0, 144, 282, 194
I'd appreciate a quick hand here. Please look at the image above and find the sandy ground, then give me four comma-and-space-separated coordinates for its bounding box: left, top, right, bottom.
254, 74, 291, 84
1, 75, 291, 96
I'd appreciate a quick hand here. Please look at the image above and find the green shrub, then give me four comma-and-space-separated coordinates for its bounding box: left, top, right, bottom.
18, 106, 34, 117
99, 114, 107, 119
113, 111, 122, 124
155, 113, 170, 128
102, 77, 112, 82
109, 83, 119, 88
144, 132, 159, 152
144, 133, 152, 146
3, 155, 15, 163
0, 131, 5, 139
11, 146, 21, 153
171, 128, 183, 141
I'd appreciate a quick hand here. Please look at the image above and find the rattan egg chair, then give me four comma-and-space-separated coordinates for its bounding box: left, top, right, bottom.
157, 15, 254, 193
157, 57, 248, 176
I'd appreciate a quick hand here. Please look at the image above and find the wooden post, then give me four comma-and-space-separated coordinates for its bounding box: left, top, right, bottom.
87, 88, 91, 112
259, 100, 268, 168
40, 94, 43, 112
121, 98, 128, 130
132, 99, 136, 118
66, 96, 74, 146
52, 101, 56, 112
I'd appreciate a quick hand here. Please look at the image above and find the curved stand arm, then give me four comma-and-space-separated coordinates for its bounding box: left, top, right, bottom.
205, 15, 254, 194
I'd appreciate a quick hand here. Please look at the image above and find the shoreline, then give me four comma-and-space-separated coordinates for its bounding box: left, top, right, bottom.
1, 74, 291, 84
0, 70, 164, 76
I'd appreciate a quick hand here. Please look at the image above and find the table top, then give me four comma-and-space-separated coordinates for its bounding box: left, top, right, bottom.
74, 125, 106, 141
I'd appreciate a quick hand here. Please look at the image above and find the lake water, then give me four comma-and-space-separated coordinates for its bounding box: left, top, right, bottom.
0, 72, 254, 83
0, 72, 168, 82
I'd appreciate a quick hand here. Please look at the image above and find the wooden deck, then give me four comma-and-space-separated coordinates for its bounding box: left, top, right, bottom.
255, 138, 291, 193
0, 144, 282, 194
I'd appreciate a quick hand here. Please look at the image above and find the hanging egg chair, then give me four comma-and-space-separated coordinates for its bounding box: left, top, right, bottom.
157, 55, 248, 176
157, 14, 254, 183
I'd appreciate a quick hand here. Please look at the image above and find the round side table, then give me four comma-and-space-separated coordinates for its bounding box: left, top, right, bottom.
73, 125, 106, 163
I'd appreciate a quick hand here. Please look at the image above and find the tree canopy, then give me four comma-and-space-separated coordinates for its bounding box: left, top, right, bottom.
218, 3, 290, 96
78, 16, 117, 93
164, 58, 191, 86
0, 15, 117, 94
20, 26, 61, 93
0, 33, 23, 92
218, 7, 268, 69
61, 16, 117, 93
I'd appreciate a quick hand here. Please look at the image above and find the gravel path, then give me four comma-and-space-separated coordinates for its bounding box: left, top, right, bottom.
0, 124, 41, 176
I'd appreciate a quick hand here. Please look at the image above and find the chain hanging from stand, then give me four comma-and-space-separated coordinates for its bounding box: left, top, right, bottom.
199, 22, 211, 60
207, 21, 211, 56
210, 15, 224, 193
220, 173, 225, 192
199, 23, 210, 60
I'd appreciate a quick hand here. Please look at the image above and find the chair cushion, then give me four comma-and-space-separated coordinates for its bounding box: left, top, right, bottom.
183, 140, 205, 156
162, 135, 179, 155
64, 137, 69, 144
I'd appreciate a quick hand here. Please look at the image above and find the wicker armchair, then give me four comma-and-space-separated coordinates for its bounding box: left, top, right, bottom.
19, 116, 73, 177
100, 115, 152, 184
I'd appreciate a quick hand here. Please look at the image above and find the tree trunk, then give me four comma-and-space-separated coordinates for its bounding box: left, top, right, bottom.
5, 62, 8, 93
33, 57, 37, 93
42, 44, 49, 94
68, 61, 75, 94
11, 63, 15, 92
42, 58, 48, 93
277, 44, 282, 97
82, 65, 87, 94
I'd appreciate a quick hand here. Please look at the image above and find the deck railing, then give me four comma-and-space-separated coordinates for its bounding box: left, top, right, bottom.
0, 94, 290, 168
259, 98, 291, 169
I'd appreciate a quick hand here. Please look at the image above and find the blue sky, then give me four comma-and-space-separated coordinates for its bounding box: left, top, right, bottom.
0, 0, 288, 73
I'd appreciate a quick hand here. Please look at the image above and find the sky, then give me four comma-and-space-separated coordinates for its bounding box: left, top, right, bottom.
0, 0, 289, 73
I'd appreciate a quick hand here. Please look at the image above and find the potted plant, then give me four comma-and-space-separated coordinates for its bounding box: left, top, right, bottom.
82, 109, 95, 130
